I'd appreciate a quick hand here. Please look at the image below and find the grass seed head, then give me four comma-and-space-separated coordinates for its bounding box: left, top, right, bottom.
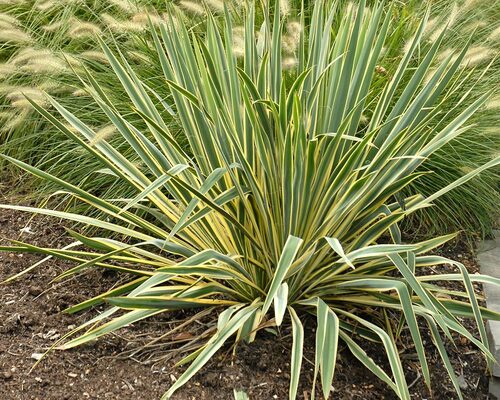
179, 1, 206, 16
485, 96, 500, 110
68, 20, 102, 39
0, 109, 30, 132
131, 12, 163, 26
109, 0, 136, 14
488, 26, 500, 41
21, 57, 68, 74
90, 125, 118, 146
279, 0, 290, 15
72, 88, 88, 96
204, 0, 225, 12
80, 50, 109, 64
42, 20, 66, 32
101, 13, 144, 32
282, 56, 298, 70
0, 28, 32, 44
11, 47, 52, 65
0, 13, 19, 26
462, 46, 494, 67
0, 63, 16, 78
4, 86, 48, 106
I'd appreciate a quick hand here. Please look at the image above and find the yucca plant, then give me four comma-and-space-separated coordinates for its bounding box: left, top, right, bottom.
1, 1, 500, 399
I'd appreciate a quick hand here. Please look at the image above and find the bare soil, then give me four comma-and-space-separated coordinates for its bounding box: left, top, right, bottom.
0, 194, 491, 399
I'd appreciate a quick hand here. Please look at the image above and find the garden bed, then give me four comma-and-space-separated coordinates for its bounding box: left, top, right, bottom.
0, 197, 491, 399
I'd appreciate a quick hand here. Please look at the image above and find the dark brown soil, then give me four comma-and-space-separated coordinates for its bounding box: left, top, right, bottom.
0, 195, 491, 399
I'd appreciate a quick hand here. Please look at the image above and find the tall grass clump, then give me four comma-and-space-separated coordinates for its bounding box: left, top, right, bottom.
0, 0, 245, 208
1, 1, 500, 398
397, 0, 500, 238
0, 0, 498, 239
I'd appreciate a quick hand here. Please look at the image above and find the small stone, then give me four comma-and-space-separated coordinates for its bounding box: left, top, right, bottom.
31, 353, 43, 361
1, 371, 12, 380
68, 372, 78, 378
35, 377, 42, 383
29, 286, 43, 296
457, 374, 468, 390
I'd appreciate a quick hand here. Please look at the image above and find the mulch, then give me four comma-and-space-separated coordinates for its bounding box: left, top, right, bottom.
0, 194, 492, 399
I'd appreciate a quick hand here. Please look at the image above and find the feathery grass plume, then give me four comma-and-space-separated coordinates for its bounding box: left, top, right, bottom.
72, 88, 88, 96
232, 26, 245, 58
62, 122, 78, 134
486, 96, 500, 110
179, 1, 206, 16
9, 47, 68, 74
68, 20, 102, 39
0, 109, 30, 132
80, 50, 110, 64
459, 165, 475, 174
21, 56, 68, 74
127, 50, 151, 63
403, 36, 414, 55
89, 125, 117, 146
282, 21, 301, 54
0, 111, 12, 122
204, 0, 224, 12
345, 1, 355, 17
0, 20, 14, 29
462, 46, 494, 67
436, 48, 459, 64
282, 56, 298, 70
422, 67, 436, 87
0, 28, 32, 44
131, 12, 163, 26
61, 52, 83, 70
429, 3, 458, 43
464, 20, 487, 33
0, 63, 16, 78
488, 26, 500, 41
100, 13, 122, 31
36, 0, 61, 11
286, 20, 302, 38
100, 13, 143, 33
39, 79, 67, 93
10, 47, 52, 65
462, 0, 482, 10
5, 87, 49, 109
35, 0, 83, 11
109, 0, 136, 14
359, 113, 369, 126
0, 13, 19, 26
483, 127, 499, 136
160, 11, 183, 30
42, 20, 66, 32
423, 18, 438, 37
279, 0, 290, 15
